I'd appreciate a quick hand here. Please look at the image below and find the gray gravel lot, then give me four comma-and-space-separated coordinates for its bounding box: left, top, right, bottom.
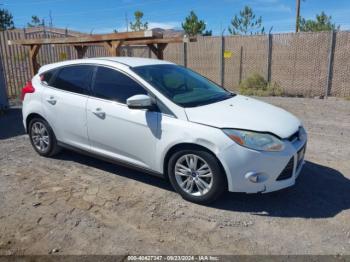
0, 97, 349, 255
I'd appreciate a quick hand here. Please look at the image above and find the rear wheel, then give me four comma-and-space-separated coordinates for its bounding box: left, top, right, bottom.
29, 117, 61, 157
168, 149, 226, 204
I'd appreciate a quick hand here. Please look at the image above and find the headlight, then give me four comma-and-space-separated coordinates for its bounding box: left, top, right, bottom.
222, 129, 285, 152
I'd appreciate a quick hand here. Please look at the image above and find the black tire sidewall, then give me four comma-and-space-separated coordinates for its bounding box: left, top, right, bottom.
28, 118, 56, 156
168, 149, 226, 204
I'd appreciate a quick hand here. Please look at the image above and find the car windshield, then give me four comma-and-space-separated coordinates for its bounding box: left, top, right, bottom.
132, 64, 235, 107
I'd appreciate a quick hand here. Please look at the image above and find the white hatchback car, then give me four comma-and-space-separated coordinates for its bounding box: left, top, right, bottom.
22, 57, 307, 203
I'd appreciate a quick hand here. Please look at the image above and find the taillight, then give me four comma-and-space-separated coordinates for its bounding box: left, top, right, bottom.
21, 81, 35, 101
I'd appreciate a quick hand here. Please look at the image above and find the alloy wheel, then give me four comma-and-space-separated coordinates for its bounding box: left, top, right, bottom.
31, 122, 50, 152
174, 154, 213, 196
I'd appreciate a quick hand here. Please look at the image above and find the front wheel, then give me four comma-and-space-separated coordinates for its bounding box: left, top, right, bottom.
168, 150, 227, 204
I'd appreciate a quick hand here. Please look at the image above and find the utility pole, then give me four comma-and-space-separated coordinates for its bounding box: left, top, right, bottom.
125, 12, 129, 32
295, 0, 301, 32
49, 10, 53, 28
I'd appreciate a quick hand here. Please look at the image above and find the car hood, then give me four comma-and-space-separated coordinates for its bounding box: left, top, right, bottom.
185, 95, 301, 138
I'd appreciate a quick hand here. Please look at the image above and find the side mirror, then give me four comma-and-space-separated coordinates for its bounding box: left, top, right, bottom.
127, 94, 155, 110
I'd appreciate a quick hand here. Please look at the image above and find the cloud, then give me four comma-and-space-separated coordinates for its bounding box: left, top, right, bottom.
114, 21, 180, 32
256, 4, 292, 13
256, 4, 293, 13
148, 21, 180, 29
93, 27, 117, 34
250, 0, 292, 13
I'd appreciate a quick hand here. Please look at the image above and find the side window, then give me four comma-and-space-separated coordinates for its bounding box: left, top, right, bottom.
92, 67, 147, 103
40, 69, 57, 85
50, 65, 93, 95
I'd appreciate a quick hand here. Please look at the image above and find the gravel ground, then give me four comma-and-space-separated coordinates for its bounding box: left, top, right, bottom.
0, 97, 349, 255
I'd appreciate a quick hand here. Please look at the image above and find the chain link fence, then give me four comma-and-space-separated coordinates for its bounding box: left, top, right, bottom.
332, 31, 350, 97
1, 29, 350, 99
271, 32, 331, 97
224, 35, 268, 90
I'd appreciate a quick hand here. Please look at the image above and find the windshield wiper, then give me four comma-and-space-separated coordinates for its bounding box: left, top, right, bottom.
182, 93, 234, 107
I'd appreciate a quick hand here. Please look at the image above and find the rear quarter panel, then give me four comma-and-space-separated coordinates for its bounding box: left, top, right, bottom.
22, 75, 46, 132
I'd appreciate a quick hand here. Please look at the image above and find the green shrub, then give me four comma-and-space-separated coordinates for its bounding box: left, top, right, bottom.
239, 73, 283, 96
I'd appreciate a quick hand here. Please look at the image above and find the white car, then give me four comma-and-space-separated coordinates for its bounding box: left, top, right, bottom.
21, 57, 307, 204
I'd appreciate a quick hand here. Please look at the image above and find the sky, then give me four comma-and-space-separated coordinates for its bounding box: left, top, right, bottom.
3, 0, 350, 35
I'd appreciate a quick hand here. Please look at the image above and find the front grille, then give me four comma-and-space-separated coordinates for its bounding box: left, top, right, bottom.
276, 157, 294, 181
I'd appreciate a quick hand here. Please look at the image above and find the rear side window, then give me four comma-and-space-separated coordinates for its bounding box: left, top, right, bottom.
40, 69, 57, 85
92, 66, 147, 104
50, 65, 93, 95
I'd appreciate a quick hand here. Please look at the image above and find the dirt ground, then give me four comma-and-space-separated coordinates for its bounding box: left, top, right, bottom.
0, 97, 349, 255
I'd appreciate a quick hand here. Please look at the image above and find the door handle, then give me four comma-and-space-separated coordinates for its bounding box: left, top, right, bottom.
92, 108, 106, 119
46, 96, 57, 105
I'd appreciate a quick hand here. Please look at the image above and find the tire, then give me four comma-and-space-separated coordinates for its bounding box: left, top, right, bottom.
28, 117, 61, 157
168, 149, 227, 204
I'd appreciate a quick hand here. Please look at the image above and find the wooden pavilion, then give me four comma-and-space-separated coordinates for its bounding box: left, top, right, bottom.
8, 30, 193, 75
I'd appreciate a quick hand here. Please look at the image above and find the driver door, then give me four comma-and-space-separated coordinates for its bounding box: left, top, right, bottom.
86, 66, 160, 170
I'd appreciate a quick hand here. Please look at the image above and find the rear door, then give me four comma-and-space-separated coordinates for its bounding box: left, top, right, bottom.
42, 64, 94, 151
86, 66, 160, 169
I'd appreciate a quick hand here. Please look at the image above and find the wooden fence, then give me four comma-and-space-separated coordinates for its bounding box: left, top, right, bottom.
1, 28, 350, 99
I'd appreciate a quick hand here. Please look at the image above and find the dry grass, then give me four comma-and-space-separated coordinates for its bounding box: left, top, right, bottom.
238, 73, 284, 96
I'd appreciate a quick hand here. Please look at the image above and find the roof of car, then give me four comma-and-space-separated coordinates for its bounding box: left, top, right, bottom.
93, 57, 174, 67
38, 57, 174, 74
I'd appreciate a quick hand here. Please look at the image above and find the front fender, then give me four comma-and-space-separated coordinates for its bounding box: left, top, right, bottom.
154, 116, 233, 177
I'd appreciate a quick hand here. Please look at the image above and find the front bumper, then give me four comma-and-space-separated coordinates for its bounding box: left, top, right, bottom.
218, 134, 307, 193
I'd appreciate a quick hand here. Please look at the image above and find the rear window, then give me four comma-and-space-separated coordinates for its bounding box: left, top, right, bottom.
50, 65, 93, 95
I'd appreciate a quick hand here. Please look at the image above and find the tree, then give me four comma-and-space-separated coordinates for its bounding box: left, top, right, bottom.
27, 15, 45, 27
299, 12, 339, 32
228, 6, 265, 35
130, 11, 148, 31
0, 9, 15, 30
182, 11, 206, 36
